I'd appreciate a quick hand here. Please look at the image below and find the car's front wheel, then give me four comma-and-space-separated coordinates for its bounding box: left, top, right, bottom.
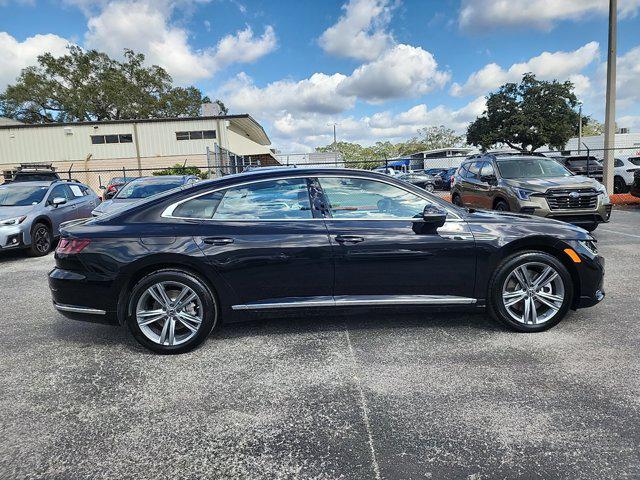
127, 269, 218, 354
488, 251, 574, 332
28, 222, 52, 257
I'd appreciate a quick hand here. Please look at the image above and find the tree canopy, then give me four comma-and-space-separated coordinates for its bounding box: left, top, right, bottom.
466, 73, 580, 152
316, 125, 465, 168
0, 46, 222, 123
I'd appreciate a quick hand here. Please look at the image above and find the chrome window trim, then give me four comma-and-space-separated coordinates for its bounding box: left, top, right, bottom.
232, 294, 477, 310
161, 173, 462, 221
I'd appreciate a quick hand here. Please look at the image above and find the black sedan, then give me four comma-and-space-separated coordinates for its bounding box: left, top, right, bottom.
49, 168, 605, 354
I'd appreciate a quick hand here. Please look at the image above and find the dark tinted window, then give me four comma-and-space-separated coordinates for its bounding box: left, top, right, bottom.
189, 131, 203, 140
105, 135, 119, 144
172, 191, 224, 219
116, 179, 185, 199
467, 161, 482, 179
214, 179, 312, 220
49, 184, 71, 201
91, 135, 105, 144
202, 130, 216, 139
119, 134, 133, 143
176, 131, 190, 141
480, 161, 495, 178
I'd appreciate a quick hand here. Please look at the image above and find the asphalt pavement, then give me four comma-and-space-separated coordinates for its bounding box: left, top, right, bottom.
1, 209, 639, 479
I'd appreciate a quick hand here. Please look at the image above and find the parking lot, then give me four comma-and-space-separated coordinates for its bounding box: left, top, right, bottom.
0, 209, 638, 480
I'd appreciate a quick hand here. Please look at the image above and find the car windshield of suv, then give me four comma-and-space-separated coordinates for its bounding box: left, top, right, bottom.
497, 158, 573, 179
115, 179, 184, 199
0, 184, 49, 206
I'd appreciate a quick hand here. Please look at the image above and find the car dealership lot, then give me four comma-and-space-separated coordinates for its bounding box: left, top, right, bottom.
1, 210, 639, 479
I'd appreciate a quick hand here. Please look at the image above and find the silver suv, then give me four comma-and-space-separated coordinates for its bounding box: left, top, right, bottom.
0, 181, 100, 256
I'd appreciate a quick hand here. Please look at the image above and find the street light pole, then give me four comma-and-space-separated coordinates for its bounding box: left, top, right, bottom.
603, 0, 617, 194
327, 122, 338, 166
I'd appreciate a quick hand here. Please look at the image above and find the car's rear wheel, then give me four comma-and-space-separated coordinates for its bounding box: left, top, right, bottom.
613, 176, 627, 194
494, 199, 510, 212
488, 251, 573, 332
425, 183, 435, 192
127, 270, 218, 354
28, 222, 52, 257
451, 193, 463, 206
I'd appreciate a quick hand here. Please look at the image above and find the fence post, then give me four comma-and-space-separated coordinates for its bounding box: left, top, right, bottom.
206, 146, 212, 179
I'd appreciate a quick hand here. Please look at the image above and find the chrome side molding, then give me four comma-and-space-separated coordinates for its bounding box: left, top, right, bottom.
232, 295, 477, 311
53, 302, 106, 315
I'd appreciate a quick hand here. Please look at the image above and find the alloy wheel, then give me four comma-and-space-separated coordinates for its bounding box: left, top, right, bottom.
135, 281, 204, 346
501, 262, 565, 325
34, 226, 51, 253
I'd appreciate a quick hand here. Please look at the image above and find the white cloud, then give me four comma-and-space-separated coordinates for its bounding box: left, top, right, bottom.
319, 0, 394, 61
338, 44, 450, 102
0, 32, 71, 90
459, 0, 640, 31
615, 45, 640, 110
450, 42, 599, 97
221, 72, 354, 116
84, 1, 276, 84
266, 97, 486, 152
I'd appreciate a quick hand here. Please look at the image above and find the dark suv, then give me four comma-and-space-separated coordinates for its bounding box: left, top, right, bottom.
450, 154, 611, 232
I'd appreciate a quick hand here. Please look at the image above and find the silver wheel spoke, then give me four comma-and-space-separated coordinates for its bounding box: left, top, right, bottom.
513, 268, 529, 288
148, 285, 168, 307
168, 319, 176, 346
503, 290, 526, 307
536, 291, 563, 304
523, 297, 531, 323
137, 309, 166, 326
177, 311, 202, 331
530, 298, 538, 324
535, 294, 560, 311
175, 291, 197, 312
159, 318, 170, 345
172, 287, 190, 308
534, 267, 558, 289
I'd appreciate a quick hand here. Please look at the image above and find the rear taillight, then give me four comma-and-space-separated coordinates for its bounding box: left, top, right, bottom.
107, 185, 117, 192
56, 238, 91, 255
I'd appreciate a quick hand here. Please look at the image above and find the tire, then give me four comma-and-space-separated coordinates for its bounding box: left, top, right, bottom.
451, 193, 463, 206
613, 176, 627, 194
494, 199, 510, 212
583, 222, 599, 232
28, 222, 52, 257
127, 269, 219, 354
425, 183, 435, 193
487, 251, 574, 332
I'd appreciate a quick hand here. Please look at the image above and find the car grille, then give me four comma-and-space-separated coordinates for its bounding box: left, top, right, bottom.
545, 188, 598, 210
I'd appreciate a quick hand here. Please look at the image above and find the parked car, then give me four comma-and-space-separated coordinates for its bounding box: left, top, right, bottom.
0, 180, 100, 256
450, 155, 611, 232
396, 172, 436, 192
4, 163, 60, 184
101, 177, 134, 200
613, 157, 640, 193
631, 169, 640, 198
372, 166, 401, 176
434, 167, 458, 190
554, 156, 603, 180
424, 168, 447, 177
91, 175, 199, 216
49, 168, 604, 354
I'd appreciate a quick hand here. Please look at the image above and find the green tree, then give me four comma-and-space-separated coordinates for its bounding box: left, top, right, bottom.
0, 46, 212, 123
466, 73, 579, 152
153, 163, 207, 179
400, 125, 464, 155
581, 117, 605, 136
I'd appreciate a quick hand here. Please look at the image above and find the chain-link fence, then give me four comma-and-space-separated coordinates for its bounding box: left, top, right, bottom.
2, 145, 639, 200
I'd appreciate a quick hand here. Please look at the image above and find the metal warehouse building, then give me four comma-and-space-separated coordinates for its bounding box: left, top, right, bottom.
0, 113, 277, 186
564, 132, 640, 159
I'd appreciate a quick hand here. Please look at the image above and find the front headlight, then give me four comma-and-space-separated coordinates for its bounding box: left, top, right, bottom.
579, 240, 598, 256
0, 216, 27, 226
511, 187, 536, 201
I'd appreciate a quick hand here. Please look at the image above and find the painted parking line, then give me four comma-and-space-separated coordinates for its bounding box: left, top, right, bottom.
598, 228, 640, 239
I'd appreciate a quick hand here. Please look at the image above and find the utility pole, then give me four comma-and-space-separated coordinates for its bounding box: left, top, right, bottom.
578, 103, 582, 154
327, 122, 339, 166
603, 0, 617, 194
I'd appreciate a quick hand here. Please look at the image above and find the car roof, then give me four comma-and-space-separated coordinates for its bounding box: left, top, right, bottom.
127, 175, 194, 183
493, 155, 557, 162
2, 180, 55, 187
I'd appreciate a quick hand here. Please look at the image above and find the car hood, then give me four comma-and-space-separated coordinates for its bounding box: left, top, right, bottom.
92, 198, 137, 215
502, 175, 600, 193
463, 208, 591, 240
0, 205, 35, 220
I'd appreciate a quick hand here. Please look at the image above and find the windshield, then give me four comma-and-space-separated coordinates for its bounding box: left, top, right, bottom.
0, 184, 49, 206
497, 158, 573, 179
115, 179, 184, 199
628, 157, 640, 166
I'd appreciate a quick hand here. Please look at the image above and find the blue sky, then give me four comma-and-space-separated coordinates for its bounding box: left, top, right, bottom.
1, 0, 639, 151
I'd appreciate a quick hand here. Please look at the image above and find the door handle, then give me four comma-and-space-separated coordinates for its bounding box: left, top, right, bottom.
335, 235, 365, 244
203, 237, 234, 245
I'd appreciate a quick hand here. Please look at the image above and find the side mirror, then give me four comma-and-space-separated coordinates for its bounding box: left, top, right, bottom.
422, 204, 447, 228
481, 175, 497, 185
51, 197, 67, 207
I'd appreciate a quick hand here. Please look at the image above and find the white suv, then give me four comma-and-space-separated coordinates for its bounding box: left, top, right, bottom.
614, 157, 640, 193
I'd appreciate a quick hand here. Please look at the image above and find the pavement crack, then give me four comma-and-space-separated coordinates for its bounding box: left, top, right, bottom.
343, 323, 382, 480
